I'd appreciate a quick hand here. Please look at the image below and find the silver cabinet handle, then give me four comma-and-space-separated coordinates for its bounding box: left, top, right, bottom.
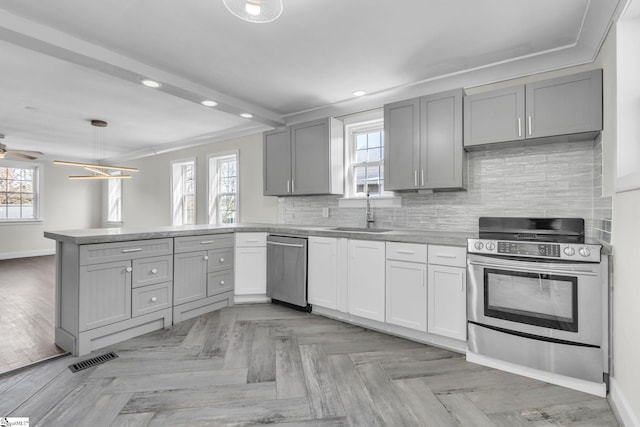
219, 258, 225, 263
200, 241, 215, 244
287, 180, 290, 193
220, 280, 225, 285
122, 248, 142, 253
436, 253, 457, 259
267, 241, 305, 248
203, 255, 209, 261
292, 180, 295, 193
421, 170, 425, 187
151, 296, 158, 303
396, 250, 415, 254
528, 116, 532, 136
126, 266, 133, 273
414, 170, 418, 187
518, 117, 522, 137
151, 268, 158, 274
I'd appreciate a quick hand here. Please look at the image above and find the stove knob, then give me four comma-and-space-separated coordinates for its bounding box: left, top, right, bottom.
474, 241, 484, 250
486, 242, 496, 251
563, 246, 575, 256
579, 247, 591, 258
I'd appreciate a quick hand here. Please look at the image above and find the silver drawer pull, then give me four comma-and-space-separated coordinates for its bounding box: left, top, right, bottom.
244, 240, 260, 243
126, 266, 133, 273
220, 280, 225, 285
151, 268, 158, 274
219, 258, 225, 263
436, 254, 457, 259
396, 250, 415, 254
200, 241, 215, 244
122, 248, 142, 253
151, 296, 158, 303
204, 255, 209, 261
267, 241, 305, 248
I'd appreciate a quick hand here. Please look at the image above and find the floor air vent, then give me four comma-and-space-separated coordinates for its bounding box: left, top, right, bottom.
69, 351, 118, 373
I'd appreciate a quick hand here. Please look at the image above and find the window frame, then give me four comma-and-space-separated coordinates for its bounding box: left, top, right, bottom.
344, 113, 390, 198
207, 150, 239, 225
105, 172, 122, 225
170, 157, 197, 226
0, 160, 42, 223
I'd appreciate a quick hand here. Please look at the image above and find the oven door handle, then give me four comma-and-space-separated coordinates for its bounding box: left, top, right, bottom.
467, 258, 600, 276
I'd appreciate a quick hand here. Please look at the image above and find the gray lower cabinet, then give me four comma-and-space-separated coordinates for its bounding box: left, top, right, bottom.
464, 69, 602, 148
173, 234, 234, 322
263, 118, 343, 196
384, 89, 464, 190
57, 238, 174, 356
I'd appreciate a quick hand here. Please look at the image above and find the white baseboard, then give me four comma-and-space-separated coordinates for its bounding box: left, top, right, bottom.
233, 294, 270, 304
609, 377, 640, 427
0, 248, 56, 260
466, 350, 607, 398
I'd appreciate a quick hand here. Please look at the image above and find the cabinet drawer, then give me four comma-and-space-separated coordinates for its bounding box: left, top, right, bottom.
209, 248, 234, 272
386, 242, 427, 263
428, 245, 466, 267
80, 238, 173, 265
208, 270, 234, 297
174, 234, 233, 253
132, 282, 172, 317
235, 232, 267, 247
132, 255, 173, 288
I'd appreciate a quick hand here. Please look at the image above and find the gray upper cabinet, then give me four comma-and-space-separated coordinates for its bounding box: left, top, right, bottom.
263, 118, 343, 196
464, 69, 602, 148
384, 89, 464, 190
263, 128, 291, 196
464, 86, 525, 147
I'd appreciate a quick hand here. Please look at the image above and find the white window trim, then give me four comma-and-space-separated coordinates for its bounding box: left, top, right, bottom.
0, 159, 43, 223
170, 157, 197, 226
105, 171, 123, 226
207, 149, 240, 225
339, 109, 400, 208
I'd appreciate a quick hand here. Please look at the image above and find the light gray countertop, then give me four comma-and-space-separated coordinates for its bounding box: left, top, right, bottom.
44, 223, 473, 247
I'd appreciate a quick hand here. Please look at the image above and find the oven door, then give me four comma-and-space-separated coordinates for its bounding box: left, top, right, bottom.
467, 254, 604, 347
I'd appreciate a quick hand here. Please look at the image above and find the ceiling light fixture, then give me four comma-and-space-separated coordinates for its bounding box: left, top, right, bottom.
201, 100, 219, 107
353, 90, 367, 97
223, 0, 283, 23
240, 113, 253, 118
53, 119, 139, 180
141, 79, 161, 88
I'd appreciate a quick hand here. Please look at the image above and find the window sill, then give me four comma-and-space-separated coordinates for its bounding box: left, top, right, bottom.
337, 196, 401, 209
0, 219, 43, 225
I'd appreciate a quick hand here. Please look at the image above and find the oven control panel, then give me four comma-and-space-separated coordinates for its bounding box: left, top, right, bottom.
467, 239, 602, 262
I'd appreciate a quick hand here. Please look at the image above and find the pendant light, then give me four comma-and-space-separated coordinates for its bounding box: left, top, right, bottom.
223, 0, 283, 23
53, 119, 138, 179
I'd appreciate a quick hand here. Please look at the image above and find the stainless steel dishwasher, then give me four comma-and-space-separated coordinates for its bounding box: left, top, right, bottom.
266, 235, 309, 311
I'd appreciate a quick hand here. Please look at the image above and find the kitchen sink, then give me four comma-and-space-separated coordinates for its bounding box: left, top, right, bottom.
327, 227, 392, 233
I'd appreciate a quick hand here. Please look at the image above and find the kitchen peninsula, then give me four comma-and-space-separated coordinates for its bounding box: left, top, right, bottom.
45, 224, 470, 356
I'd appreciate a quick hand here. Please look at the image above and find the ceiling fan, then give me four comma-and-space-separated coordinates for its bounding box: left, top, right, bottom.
0, 134, 44, 160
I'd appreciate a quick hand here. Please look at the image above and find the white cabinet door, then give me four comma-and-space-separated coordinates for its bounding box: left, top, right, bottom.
234, 246, 267, 295
173, 251, 208, 305
348, 240, 385, 322
386, 260, 427, 332
427, 264, 467, 341
308, 237, 338, 310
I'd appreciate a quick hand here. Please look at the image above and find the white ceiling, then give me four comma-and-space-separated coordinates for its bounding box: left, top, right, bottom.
0, 0, 625, 162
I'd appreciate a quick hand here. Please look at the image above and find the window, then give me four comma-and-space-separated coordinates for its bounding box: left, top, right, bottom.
171, 159, 196, 225
208, 152, 238, 225
345, 114, 388, 197
107, 173, 122, 223
0, 162, 41, 222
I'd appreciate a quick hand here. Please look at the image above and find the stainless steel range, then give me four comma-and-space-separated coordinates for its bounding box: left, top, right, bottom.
467, 217, 609, 395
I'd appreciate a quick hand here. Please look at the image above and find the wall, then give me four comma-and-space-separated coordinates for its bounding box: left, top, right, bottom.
609, 1, 640, 424
0, 161, 101, 259
279, 139, 609, 242
120, 133, 278, 227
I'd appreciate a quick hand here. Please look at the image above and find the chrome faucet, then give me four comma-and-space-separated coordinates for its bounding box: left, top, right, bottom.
365, 192, 375, 228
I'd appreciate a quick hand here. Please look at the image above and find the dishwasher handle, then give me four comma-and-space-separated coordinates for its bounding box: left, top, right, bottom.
267, 241, 305, 248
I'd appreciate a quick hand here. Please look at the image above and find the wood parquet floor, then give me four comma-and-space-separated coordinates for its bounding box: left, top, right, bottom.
0, 303, 620, 426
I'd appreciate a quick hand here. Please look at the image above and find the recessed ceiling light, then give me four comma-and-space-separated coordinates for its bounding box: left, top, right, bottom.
353, 90, 367, 97
141, 79, 161, 88
201, 100, 218, 107
240, 113, 253, 119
